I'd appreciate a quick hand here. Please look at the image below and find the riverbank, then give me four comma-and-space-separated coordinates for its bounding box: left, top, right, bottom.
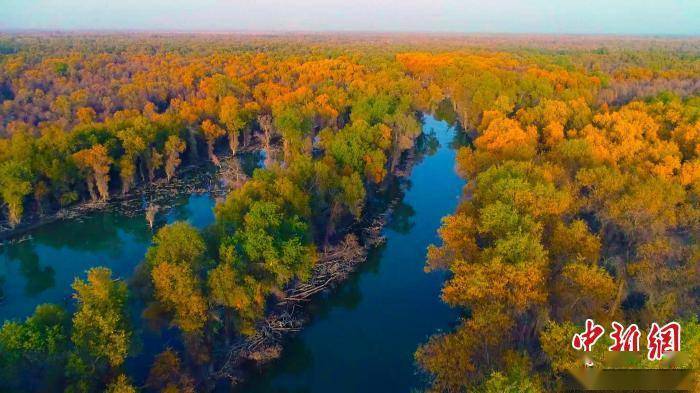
0, 145, 261, 322
209, 114, 465, 391
0, 145, 262, 242
1, 113, 462, 392
210, 132, 425, 387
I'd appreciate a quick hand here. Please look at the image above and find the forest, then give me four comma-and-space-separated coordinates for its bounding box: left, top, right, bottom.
0, 33, 699, 392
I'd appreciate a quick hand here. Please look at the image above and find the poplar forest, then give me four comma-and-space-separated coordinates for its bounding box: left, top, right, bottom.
0, 34, 699, 392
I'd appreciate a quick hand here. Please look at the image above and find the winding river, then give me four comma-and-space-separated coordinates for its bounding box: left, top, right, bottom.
0, 113, 465, 392
240, 113, 465, 392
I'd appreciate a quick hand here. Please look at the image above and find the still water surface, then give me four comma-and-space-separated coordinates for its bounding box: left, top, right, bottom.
0, 194, 216, 321
0, 114, 464, 392
242, 114, 465, 392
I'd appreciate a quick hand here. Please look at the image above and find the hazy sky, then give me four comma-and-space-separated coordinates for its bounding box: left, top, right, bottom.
2, 0, 699, 35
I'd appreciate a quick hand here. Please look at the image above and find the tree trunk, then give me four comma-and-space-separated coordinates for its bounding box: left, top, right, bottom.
146, 204, 158, 230
121, 178, 131, 195
390, 131, 401, 174
95, 173, 109, 201
207, 142, 220, 166
187, 126, 199, 161
243, 127, 251, 147
86, 176, 97, 201
228, 131, 239, 156
324, 201, 342, 247
282, 138, 291, 164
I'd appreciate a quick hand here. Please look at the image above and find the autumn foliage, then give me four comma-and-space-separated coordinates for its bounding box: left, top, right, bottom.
1, 34, 699, 392
404, 52, 700, 391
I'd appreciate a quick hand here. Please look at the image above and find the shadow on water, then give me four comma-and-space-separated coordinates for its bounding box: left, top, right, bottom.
0, 191, 216, 323
0, 148, 266, 323
386, 201, 416, 235
0, 115, 467, 391
238, 243, 387, 393
238, 112, 468, 393
4, 243, 55, 296
240, 150, 266, 176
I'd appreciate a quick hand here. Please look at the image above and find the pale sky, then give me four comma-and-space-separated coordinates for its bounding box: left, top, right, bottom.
1, 0, 699, 35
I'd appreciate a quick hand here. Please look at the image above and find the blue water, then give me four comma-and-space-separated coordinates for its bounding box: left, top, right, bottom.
242, 114, 465, 392
0, 147, 267, 322
0, 114, 464, 392
0, 194, 216, 321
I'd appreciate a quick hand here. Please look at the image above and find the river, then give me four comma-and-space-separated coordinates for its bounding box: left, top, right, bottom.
0, 113, 465, 392
240, 113, 465, 392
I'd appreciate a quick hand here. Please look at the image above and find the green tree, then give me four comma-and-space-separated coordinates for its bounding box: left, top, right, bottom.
105, 374, 138, 393
0, 304, 69, 389
146, 222, 209, 333
146, 221, 207, 269
0, 160, 33, 226
67, 267, 131, 391
225, 200, 316, 288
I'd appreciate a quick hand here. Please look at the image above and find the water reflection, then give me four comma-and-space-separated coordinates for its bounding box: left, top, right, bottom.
0, 193, 217, 322
386, 201, 416, 235
416, 130, 440, 157
241, 150, 266, 175
240, 113, 467, 393
0, 118, 465, 391
433, 98, 459, 126
4, 242, 55, 296
242, 338, 315, 393
34, 212, 127, 254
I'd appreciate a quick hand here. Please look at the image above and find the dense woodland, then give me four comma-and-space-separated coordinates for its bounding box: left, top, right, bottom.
401, 51, 700, 390
0, 34, 699, 392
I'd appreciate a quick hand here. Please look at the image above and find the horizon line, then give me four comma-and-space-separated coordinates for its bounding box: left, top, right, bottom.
1, 29, 699, 39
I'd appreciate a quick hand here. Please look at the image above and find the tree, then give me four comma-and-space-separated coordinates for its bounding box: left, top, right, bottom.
225, 200, 316, 288
0, 160, 33, 226
201, 119, 225, 165
257, 114, 275, 165
146, 222, 208, 333
0, 304, 69, 388
552, 262, 617, 323
547, 220, 601, 265
76, 107, 96, 124
273, 96, 315, 162
146, 147, 163, 182
117, 127, 146, 194
105, 375, 137, 393
207, 260, 266, 335
314, 160, 366, 245
146, 349, 195, 393
72, 144, 112, 201
151, 261, 208, 333
416, 311, 513, 393
388, 112, 422, 173
473, 117, 538, 167
164, 135, 186, 182
68, 267, 131, 390
145, 203, 158, 230
146, 221, 207, 269
319, 120, 391, 182
219, 96, 244, 155
480, 352, 543, 393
